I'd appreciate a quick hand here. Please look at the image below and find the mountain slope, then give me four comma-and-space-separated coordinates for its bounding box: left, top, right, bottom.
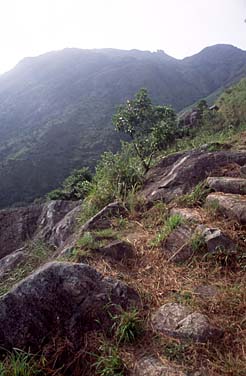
0, 44, 246, 208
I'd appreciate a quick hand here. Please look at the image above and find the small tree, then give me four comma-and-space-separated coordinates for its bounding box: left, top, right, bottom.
113, 88, 177, 171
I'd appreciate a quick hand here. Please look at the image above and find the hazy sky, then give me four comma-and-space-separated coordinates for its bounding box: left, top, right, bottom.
0, 0, 245, 73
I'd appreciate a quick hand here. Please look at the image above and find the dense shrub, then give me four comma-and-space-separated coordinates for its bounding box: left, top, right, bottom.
47, 167, 92, 201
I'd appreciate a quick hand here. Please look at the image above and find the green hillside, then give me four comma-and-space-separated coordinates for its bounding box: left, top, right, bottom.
0, 45, 246, 208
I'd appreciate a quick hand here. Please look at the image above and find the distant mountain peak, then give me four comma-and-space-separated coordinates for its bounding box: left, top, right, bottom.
0, 44, 245, 207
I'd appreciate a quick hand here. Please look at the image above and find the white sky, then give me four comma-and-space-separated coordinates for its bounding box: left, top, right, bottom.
0, 0, 245, 73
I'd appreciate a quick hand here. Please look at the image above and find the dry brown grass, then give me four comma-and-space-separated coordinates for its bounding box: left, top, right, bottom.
3, 200, 244, 375
69, 202, 245, 375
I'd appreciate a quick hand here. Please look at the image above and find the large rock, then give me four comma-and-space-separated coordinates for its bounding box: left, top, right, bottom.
142, 150, 246, 203
0, 261, 139, 351
135, 356, 187, 376
206, 193, 246, 224
0, 200, 79, 260
151, 303, 222, 342
206, 177, 246, 195
0, 205, 43, 259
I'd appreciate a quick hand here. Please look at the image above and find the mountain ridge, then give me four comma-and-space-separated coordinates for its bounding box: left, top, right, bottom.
0, 44, 246, 208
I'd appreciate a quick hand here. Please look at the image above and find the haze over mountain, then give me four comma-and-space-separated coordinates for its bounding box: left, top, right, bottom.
0, 44, 246, 208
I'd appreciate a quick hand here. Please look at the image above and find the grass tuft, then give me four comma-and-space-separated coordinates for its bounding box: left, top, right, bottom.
177, 182, 211, 208
112, 309, 143, 345
0, 349, 43, 376
93, 344, 125, 376
150, 214, 183, 247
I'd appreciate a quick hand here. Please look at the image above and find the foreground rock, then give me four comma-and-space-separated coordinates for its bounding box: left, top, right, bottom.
152, 303, 222, 342
142, 150, 246, 203
206, 193, 246, 224
0, 261, 139, 351
206, 177, 246, 195
135, 356, 187, 376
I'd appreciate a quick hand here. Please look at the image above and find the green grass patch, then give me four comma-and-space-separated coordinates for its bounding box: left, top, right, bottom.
93, 344, 125, 376
150, 214, 183, 247
0, 349, 44, 376
173, 290, 193, 306
111, 309, 143, 345
77, 229, 118, 252
93, 228, 118, 240
163, 341, 190, 363
190, 231, 206, 252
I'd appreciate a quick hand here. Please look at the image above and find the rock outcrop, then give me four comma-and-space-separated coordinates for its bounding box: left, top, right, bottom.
142, 150, 246, 203
0, 200, 80, 260
0, 261, 139, 351
0, 205, 43, 259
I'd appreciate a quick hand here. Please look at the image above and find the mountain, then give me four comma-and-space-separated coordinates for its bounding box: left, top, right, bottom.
0, 44, 246, 208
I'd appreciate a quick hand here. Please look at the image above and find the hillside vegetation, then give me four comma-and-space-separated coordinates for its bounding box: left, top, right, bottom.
0, 44, 246, 208
0, 78, 245, 375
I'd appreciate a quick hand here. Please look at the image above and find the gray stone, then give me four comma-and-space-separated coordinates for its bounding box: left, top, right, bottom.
47, 205, 81, 249
0, 249, 27, 279
206, 193, 246, 225
152, 303, 222, 343
0, 261, 139, 351
141, 150, 246, 203
175, 312, 222, 342
196, 225, 235, 253
135, 356, 187, 375
206, 177, 246, 195
163, 224, 194, 262
152, 303, 191, 335
98, 240, 134, 261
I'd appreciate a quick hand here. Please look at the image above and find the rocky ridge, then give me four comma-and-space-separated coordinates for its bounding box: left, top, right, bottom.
0, 146, 245, 375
